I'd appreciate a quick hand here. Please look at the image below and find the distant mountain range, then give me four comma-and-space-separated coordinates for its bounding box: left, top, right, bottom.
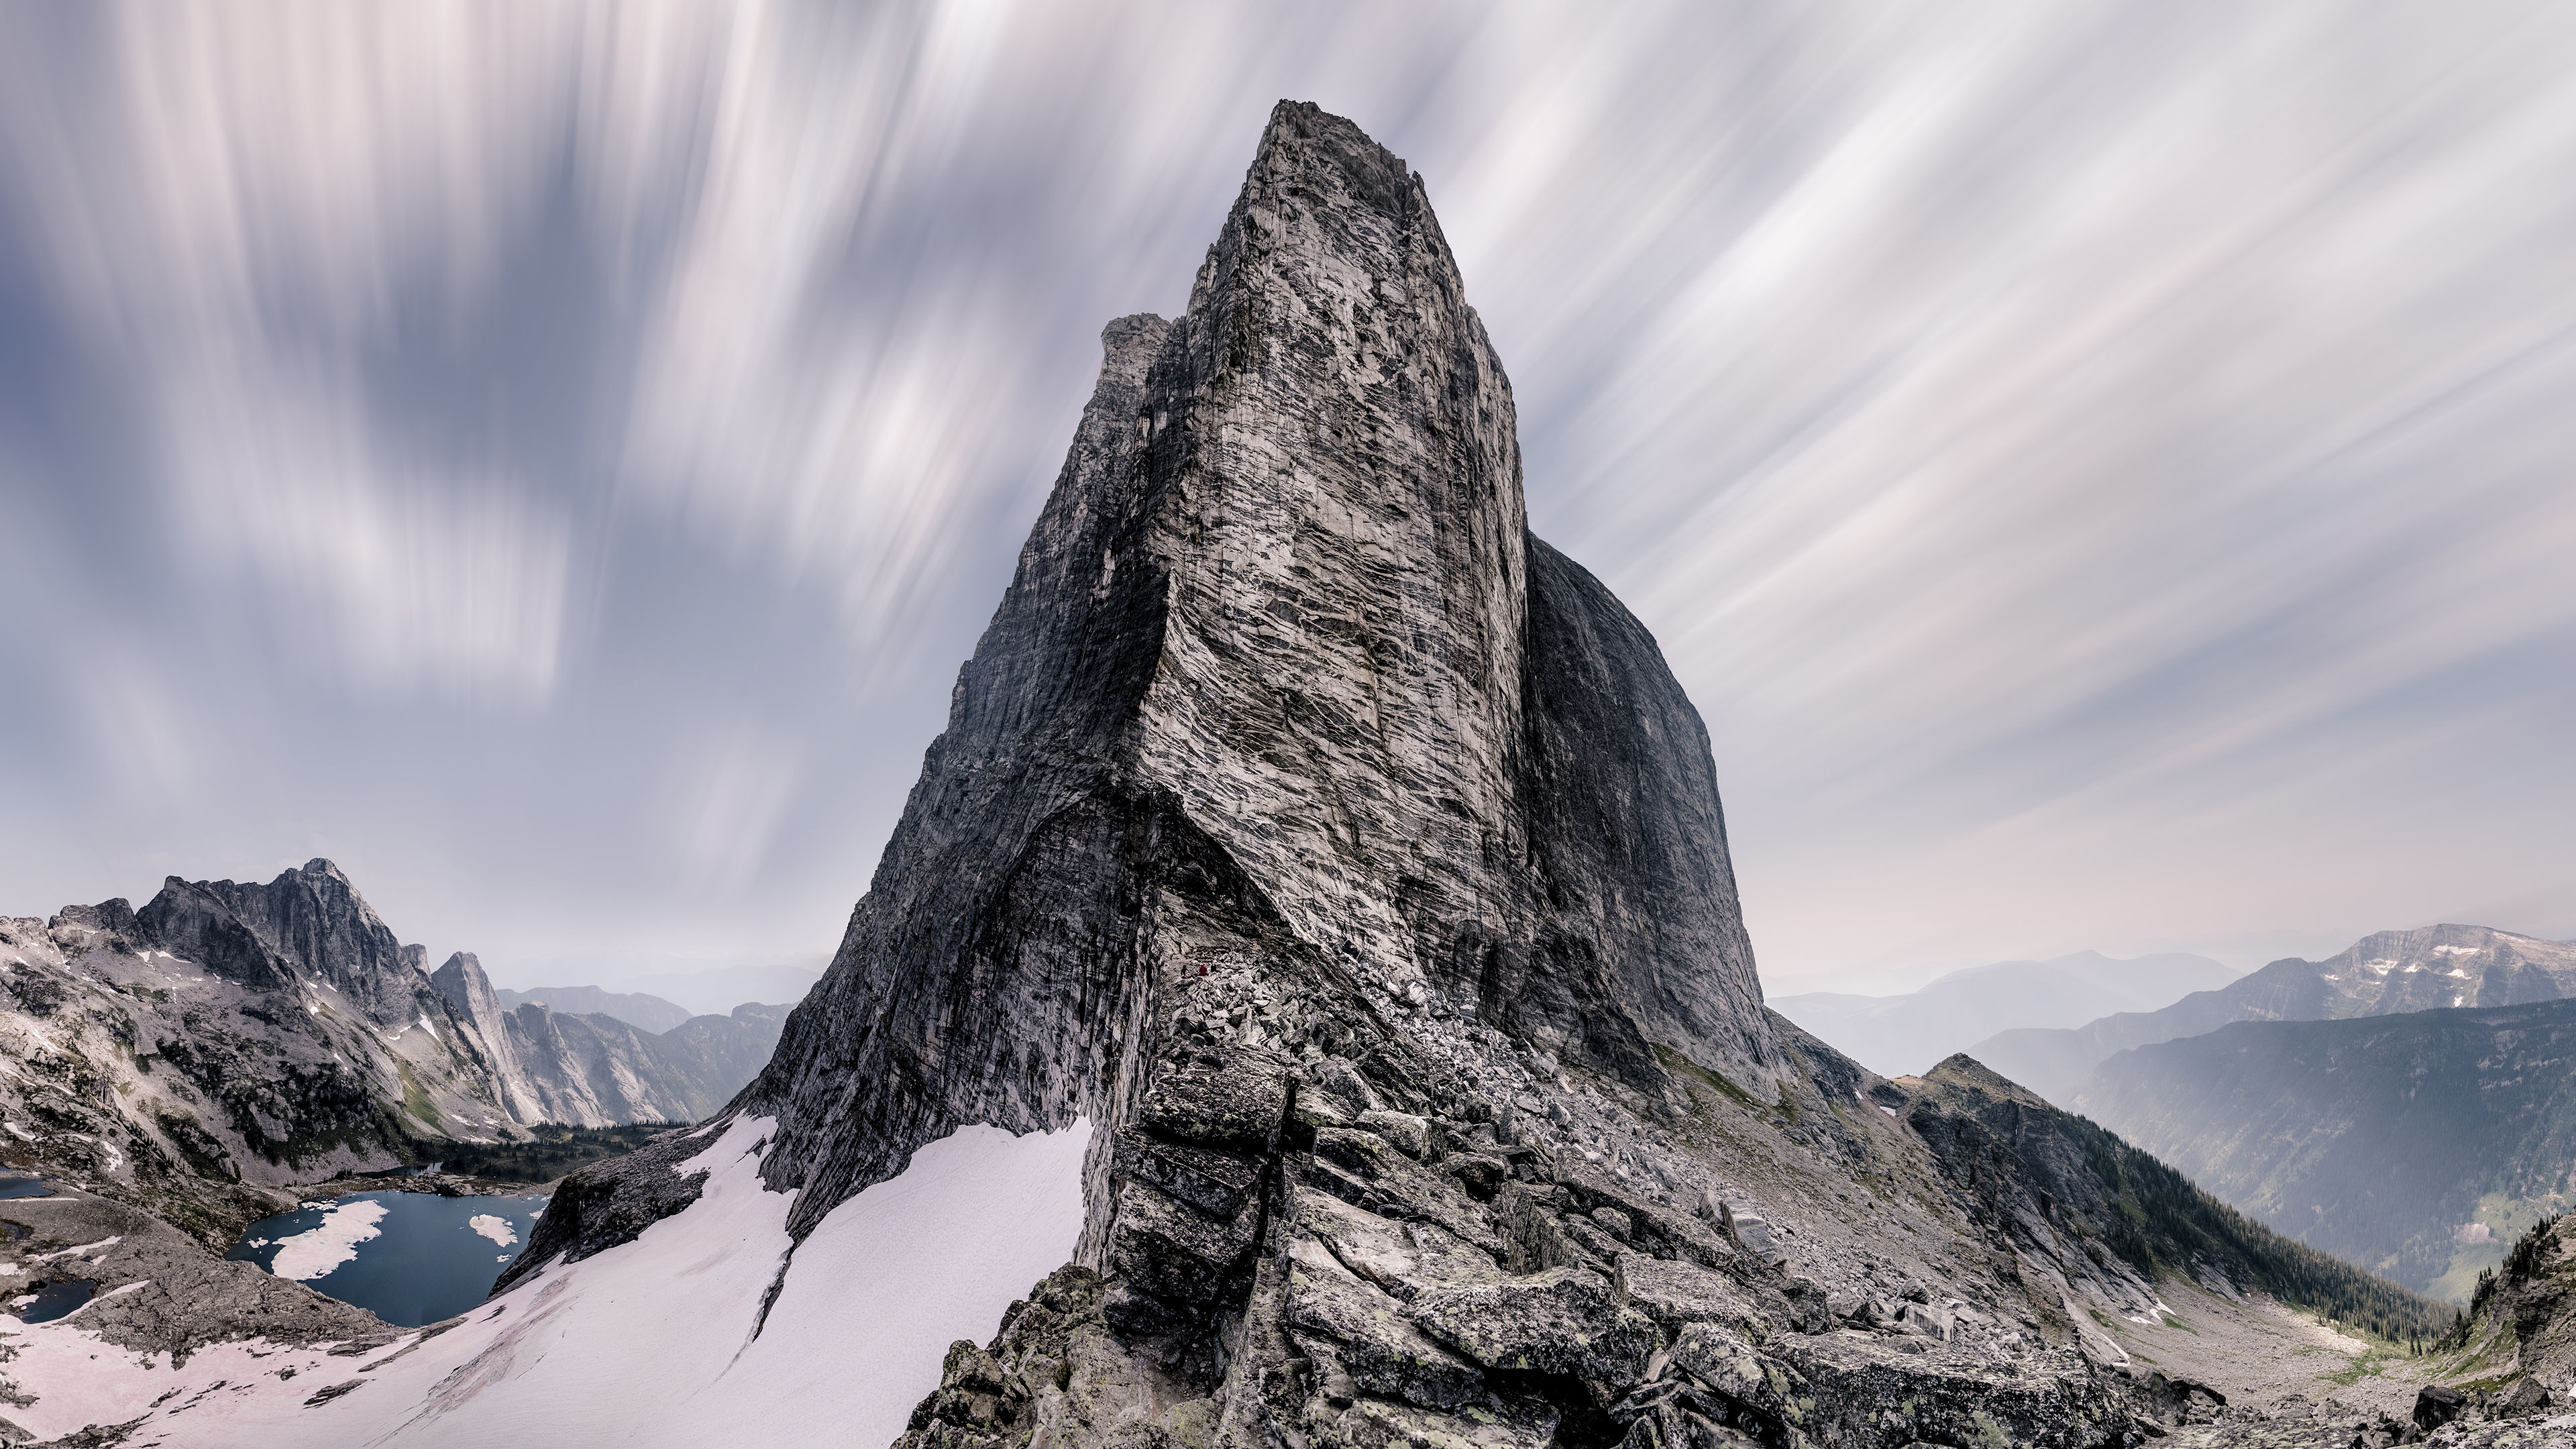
1770, 950, 2239, 1076
2074, 996, 2576, 1301
1968, 924, 2576, 1103
494, 983, 696, 1033
0, 861, 786, 1246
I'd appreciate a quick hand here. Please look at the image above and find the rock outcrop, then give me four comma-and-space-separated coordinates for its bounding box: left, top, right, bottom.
519, 101, 2454, 1449
735, 91, 1786, 1240
432, 950, 786, 1125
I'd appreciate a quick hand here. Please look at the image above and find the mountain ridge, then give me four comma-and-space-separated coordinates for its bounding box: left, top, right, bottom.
1774, 949, 2237, 1076
0, 861, 780, 1246
497, 101, 2451, 1449
2074, 996, 2576, 1300
492, 984, 696, 1033
0, 99, 2471, 1449
1968, 924, 2576, 1103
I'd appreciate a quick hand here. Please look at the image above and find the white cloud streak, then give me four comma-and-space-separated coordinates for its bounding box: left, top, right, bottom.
2, 1, 2571, 984
669, 722, 802, 894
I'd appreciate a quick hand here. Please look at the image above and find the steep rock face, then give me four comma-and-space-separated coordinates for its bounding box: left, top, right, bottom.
5, 98, 2475, 1449
2445, 1216, 2576, 1409
427, 950, 535, 1114
729, 98, 1782, 1252
1970, 925, 2576, 1104
504, 100, 2463, 1449
179, 859, 427, 1028
496, 1000, 784, 1125
428, 950, 779, 1126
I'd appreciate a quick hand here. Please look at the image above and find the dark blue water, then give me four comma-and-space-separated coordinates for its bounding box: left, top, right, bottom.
13, 1279, 93, 1322
0, 1177, 54, 1199
227, 1191, 549, 1327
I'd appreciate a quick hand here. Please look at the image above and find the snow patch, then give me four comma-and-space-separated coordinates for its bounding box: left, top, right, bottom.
268, 1200, 388, 1281
0, 1115, 1091, 1446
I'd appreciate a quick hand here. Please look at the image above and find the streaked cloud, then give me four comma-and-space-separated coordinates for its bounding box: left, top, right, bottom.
165, 356, 571, 702
1, 1, 2569, 990
668, 722, 803, 895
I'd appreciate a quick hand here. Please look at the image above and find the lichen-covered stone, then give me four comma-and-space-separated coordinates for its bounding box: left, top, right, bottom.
1411, 1267, 1658, 1397
1616, 1255, 1766, 1338
1355, 1110, 1432, 1161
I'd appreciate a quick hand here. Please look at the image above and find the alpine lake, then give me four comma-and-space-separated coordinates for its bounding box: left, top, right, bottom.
227, 1179, 551, 1328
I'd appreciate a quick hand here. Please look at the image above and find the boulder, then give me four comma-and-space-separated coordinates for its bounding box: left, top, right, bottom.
1614, 1255, 1765, 1338
1111, 1128, 1262, 1220
1286, 1239, 1487, 1411
1557, 1169, 1734, 1271
1445, 1154, 1509, 1202
1411, 1267, 1658, 1399
1720, 1204, 1776, 1260
1780, 1276, 1833, 1336
2499, 1375, 2553, 1417
1134, 1051, 1291, 1153
1774, 1334, 2135, 1449
1664, 1322, 1792, 1417
2412, 1384, 2468, 1434
1306, 1057, 1383, 1117
1355, 1110, 1433, 1160
1896, 1300, 1954, 1341
1103, 1179, 1261, 1327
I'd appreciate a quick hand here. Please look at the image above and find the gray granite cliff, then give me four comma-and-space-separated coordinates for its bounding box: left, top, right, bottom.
511, 103, 2461, 1449
675, 95, 1788, 1250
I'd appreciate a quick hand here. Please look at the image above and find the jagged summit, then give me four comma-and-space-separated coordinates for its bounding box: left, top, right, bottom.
682, 97, 1782, 1243
22, 100, 2474, 1449
0, 859, 786, 1253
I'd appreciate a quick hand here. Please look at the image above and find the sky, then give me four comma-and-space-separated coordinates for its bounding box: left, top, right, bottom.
2, 1, 2570, 1002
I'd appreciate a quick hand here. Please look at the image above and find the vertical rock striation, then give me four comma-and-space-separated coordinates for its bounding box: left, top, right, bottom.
515, 102, 2447, 1449
735, 99, 1784, 1248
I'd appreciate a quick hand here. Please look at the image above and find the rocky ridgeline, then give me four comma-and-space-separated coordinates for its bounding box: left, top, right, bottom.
1973, 926, 2576, 1105
0, 861, 777, 1246
513, 103, 2477, 1449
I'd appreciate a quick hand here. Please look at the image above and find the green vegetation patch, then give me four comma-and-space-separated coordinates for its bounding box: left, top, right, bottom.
2051, 1113, 2453, 1342
1654, 1044, 1757, 1108
394, 1061, 441, 1129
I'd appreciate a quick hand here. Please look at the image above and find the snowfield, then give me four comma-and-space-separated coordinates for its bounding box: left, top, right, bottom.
0, 1116, 1093, 1447
268, 1198, 390, 1281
